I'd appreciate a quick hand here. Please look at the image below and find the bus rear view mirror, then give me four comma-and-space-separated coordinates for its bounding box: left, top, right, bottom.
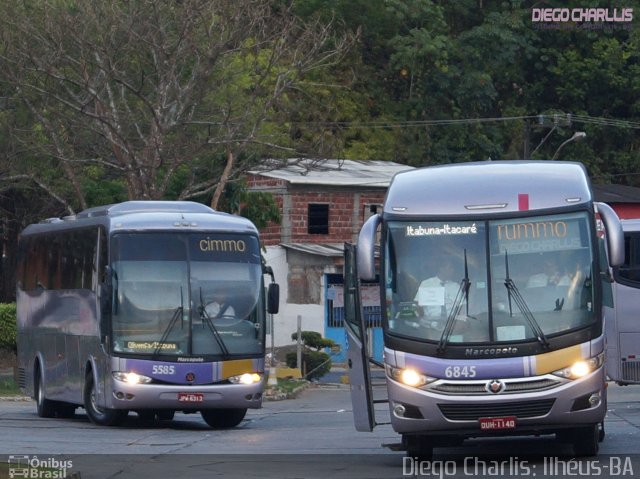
267, 283, 280, 315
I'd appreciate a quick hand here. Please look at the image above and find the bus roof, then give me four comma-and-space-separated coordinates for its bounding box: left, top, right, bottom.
621, 218, 640, 232
384, 161, 593, 217
21, 201, 259, 236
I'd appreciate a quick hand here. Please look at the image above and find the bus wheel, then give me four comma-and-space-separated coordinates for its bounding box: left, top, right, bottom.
83, 373, 127, 426
200, 408, 247, 428
157, 410, 175, 421
403, 435, 434, 461
56, 403, 77, 418
572, 424, 599, 456
136, 411, 157, 424
35, 370, 56, 418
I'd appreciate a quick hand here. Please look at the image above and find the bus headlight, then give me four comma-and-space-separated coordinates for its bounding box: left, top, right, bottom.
228, 373, 262, 385
386, 366, 433, 388
112, 372, 153, 384
552, 353, 605, 380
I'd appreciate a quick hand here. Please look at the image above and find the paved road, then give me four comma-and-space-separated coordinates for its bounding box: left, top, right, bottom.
0, 383, 638, 478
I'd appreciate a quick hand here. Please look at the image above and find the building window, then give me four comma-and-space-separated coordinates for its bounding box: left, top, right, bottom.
308, 204, 329, 234
364, 204, 383, 220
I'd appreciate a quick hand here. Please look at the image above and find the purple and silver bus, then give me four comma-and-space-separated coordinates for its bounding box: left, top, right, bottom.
16, 201, 279, 427
345, 161, 624, 458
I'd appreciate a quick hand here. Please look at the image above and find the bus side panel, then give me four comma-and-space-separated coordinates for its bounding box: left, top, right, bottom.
604, 306, 621, 383
613, 281, 640, 383
16, 287, 101, 404
16, 288, 41, 398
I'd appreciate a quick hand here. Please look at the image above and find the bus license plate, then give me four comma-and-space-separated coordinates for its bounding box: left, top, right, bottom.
479, 416, 516, 430
178, 393, 204, 403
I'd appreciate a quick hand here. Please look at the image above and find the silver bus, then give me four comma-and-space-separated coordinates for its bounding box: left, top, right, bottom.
606, 218, 640, 385
16, 201, 279, 427
345, 161, 624, 457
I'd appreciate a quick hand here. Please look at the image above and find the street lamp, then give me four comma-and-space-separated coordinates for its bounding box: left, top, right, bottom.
552, 131, 586, 160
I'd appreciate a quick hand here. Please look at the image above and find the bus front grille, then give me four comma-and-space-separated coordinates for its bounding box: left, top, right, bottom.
622, 360, 640, 382
430, 378, 562, 395
438, 399, 555, 421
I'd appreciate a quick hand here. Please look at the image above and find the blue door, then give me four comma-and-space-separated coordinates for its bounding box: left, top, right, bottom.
325, 274, 382, 363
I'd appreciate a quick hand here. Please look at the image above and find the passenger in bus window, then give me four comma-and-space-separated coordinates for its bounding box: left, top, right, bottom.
414, 257, 459, 319
527, 258, 562, 288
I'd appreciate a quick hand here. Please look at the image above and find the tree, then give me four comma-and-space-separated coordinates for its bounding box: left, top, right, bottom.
291, 331, 336, 351
0, 0, 356, 212
301, 0, 640, 178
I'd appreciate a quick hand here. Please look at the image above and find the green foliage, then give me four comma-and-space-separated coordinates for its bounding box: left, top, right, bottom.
296, 0, 640, 181
286, 330, 335, 379
0, 304, 17, 351
2, 0, 640, 245
285, 350, 331, 380
217, 180, 281, 229
291, 331, 336, 351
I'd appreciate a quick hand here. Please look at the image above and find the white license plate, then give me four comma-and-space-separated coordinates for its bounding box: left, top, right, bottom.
178, 392, 204, 403
479, 416, 516, 430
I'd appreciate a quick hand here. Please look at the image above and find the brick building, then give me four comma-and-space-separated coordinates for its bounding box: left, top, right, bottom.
246, 159, 412, 359
593, 184, 640, 219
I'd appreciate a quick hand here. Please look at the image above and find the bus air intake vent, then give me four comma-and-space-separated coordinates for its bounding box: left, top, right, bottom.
437, 399, 555, 421
622, 360, 640, 383
17, 368, 27, 389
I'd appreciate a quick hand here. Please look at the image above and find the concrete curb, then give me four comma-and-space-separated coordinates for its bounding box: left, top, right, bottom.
0, 395, 32, 402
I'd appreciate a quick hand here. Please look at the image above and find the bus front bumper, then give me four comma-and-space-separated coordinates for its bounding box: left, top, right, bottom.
105, 379, 265, 410
387, 368, 606, 438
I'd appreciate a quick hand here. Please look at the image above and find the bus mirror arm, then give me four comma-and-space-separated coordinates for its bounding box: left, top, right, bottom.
595, 202, 625, 267
357, 214, 381, 281
600, 270, 614, 283
263, 265, 276, 283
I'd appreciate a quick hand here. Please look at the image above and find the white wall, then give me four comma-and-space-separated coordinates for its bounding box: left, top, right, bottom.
264, 246, 326, 348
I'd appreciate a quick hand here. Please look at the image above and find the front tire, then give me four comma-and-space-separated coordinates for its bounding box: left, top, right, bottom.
403, 434, 434, 461
200, 408, 247, 428
83, 373, 127, 426
572, 424, 600, 457
157, 410, 175, 421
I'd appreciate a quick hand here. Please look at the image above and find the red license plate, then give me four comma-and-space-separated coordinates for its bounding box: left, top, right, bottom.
178, 392, 204, 403
479, 416, 516, 430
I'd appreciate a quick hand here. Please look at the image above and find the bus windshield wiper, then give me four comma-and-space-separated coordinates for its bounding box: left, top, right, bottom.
198, 288, 230, 358
437, 250, 472, 354
503, 251, 550, 349
153, 286, 184, 358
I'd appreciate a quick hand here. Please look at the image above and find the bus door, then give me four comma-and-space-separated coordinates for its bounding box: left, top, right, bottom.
610, 226, 640, 384
343, 243, 376, 432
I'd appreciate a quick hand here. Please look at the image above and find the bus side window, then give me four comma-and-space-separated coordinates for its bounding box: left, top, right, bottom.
618, 233, 640, 284
33, 239, 48, 290
16, 238, 27, 290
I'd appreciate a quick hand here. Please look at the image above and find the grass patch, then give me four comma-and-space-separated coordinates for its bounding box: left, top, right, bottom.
0, 378, 21, 396
268, 378, 307, 396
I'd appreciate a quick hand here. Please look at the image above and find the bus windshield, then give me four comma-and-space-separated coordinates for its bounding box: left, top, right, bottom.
110, 232, 263, 358
385, 212, 595, 346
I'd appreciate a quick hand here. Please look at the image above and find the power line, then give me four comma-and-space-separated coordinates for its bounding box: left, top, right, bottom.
286, 113, 640, 130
